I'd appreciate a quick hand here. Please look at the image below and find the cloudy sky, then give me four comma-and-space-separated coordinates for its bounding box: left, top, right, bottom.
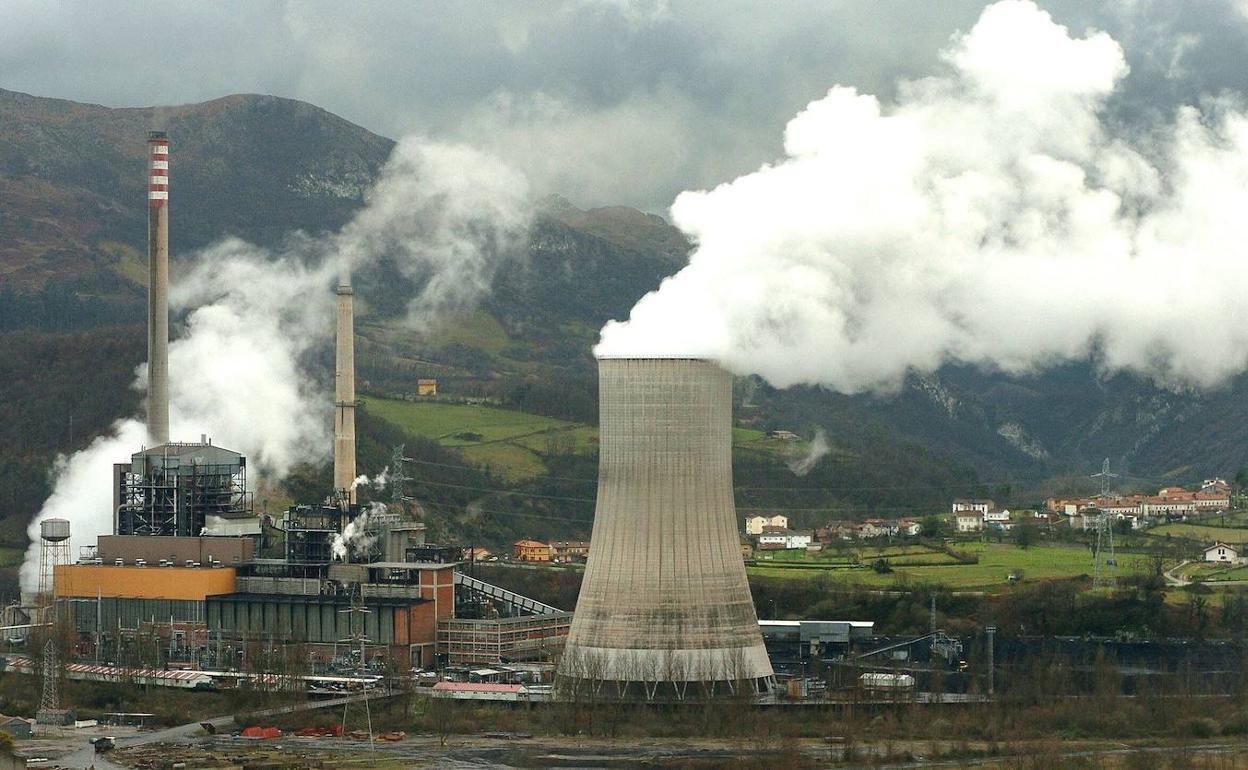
3, 0, 1248, 212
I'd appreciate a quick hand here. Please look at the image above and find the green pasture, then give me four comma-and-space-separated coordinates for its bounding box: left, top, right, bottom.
367, 397, 803, 481
748, 542, 1152, 591
1150, 523, 1248, 544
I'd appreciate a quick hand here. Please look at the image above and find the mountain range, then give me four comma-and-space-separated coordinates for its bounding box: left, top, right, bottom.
2, 85, 1244, 542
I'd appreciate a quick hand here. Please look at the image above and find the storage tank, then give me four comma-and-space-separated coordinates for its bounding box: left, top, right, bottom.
557, 357, 773, 698
40, 518, 71, 542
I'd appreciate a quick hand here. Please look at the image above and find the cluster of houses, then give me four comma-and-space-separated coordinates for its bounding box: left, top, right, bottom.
815, 518, 922, 542
1045, 478, 1232, 530
509, 481, 1237, 564
510, 539, 591, 564
744, 514, 815, 552
744, 514, 923, 552
947, 499, 1061, 533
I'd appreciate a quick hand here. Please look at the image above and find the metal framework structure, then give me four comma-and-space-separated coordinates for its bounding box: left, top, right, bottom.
438, 612, 572, 666
117, 443, 250, 537
1093, 513, 1117, 590
40, 639, 59, 712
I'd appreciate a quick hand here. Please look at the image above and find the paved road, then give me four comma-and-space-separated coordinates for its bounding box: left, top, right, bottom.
54, 691, 397, 770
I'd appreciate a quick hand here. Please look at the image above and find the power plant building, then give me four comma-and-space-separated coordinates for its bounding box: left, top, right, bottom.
113, 441, 250, 537
558, 357, 774, 697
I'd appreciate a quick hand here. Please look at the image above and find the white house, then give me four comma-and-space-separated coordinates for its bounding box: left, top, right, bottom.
1204, 542, 1240, 563
896, 518, 922, 536
952, 499, 994, 515
983, 509, 1012, 530
757, 529, 813, 549
954, 512, 984, 533
745, 514, 789, 535
859, 519, 897, 538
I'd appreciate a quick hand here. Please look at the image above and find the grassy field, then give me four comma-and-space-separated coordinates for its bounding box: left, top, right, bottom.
367, 398, 804, 481
748, 542, 1152, 591
1150, 522, 1248, 543
363, 397, 586, 481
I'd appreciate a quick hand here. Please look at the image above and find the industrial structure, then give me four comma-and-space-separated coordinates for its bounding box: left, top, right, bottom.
333, 279, 357, 503
558, 357, 774, 698
113, 441, 250, 537
43, 132, 569, 678
147, 131, 170, 446
36, 519, 70, 606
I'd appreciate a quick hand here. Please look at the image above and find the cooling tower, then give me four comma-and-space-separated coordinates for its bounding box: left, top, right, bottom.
146, 132, 170, 445
333, 281, 357, 502
558, 357, 773, 698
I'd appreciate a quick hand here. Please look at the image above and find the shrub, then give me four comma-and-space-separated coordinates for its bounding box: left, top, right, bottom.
1175, 716, 1220, 738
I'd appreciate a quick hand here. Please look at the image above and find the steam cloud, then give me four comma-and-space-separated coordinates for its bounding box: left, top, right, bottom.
786, 429, 831, 477
330, 503, 386, 561
598, 0, 1248, 394
21, 139, 530, 590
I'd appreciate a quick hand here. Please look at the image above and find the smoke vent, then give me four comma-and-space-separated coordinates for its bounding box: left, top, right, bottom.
558, 357, 773, 697
333, 281, 357, 502
146, 131, 170, 445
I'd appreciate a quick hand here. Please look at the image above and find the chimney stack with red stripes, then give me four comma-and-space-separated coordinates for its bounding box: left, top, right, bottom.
146, 131, 170, 445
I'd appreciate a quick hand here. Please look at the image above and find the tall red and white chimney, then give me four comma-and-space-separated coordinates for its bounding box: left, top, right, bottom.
146, 131, 170, 445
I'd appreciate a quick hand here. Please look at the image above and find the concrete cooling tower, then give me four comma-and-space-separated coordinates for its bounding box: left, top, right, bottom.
558, 357, 774, 699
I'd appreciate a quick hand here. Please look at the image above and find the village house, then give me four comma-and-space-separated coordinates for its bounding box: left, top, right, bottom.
896, 518, 922, 536
816, 521, 859, 542
954, 511, 984, 533
1203, 478, 1232, 494
859, 519, 897, 538
757, 528, 813, 549
549, 540, 590, 564
512, 539, 550, 563
745, 514, 790, 535
1205, 542, 1241, 563
952, 499, 994, 515
983, 509, 1012, 530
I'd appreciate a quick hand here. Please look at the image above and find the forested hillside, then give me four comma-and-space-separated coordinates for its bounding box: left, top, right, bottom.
3, 86, 1244, 558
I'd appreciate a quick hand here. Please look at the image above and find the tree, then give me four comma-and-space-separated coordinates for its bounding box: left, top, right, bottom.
1013, 522, 1038, 549
920, 516, 946, 539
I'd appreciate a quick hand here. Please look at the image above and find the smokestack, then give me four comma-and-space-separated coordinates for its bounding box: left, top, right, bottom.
146, 131, 170, 446
558, 357, 774, 697
333, 280, 357, 502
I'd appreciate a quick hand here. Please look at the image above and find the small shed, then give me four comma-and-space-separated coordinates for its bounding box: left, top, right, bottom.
1204, 542, 1239, 563
0, 715, 32, 740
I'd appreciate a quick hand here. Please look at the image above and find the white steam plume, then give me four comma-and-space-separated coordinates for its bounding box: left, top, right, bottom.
786, 429, 831, 477
598, 0, 1248, 394
21, 139, 530, 590
330, 503, 387, 561
350, 467, 389, 492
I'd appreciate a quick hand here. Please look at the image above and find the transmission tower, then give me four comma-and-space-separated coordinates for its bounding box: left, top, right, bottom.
1091, 457, 1119, 499
1090, 457, 1119, 589
390, 444, 409, 506
1093, 512, 1117, 590
40, 639, 59, 712
340, 587, 375, 757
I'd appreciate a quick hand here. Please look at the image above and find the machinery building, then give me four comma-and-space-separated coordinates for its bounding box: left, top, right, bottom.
113, 441, 250, 538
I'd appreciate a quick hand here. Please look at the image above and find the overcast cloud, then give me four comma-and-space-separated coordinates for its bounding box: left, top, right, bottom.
3, 1, 1248, 211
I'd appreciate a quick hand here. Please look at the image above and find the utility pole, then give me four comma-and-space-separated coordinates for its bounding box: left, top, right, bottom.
985, 626, 996, 698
